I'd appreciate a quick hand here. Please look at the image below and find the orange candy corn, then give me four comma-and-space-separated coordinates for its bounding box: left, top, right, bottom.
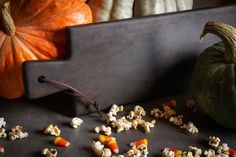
229, 148, 236, 157
54, 137, 70, 147
163, 100, 176, 107
108, 140, 119, 153
170, 148, 183, 156
99, 135, 116, 143
130, 139, 148, 147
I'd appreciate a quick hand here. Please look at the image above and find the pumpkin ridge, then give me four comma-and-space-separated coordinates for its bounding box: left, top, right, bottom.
14, 1, 87, 28
15, 31, 58, 59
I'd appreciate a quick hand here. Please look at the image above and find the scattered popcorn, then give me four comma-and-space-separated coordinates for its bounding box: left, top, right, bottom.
0, 118, 6, 128
126, 144, 148, 157
141, 120, 156, 133
133, 105, 146, 119
107, 113, 117, 125
182, 151, 194, 157
0, 144, 4, 153
92, 141, 104, 156
209, 136, 221, 149
109, 104, 124, 116
127, 111, 135, 120
0, 128, 7, 138
188, 146, 202, 157
169, 148, 183, 157
150, 108, 163, 118
181, 122, 199, 134
112, 155, 124, 157
70, 117, 83, 128
169, 115, 183, 126
217, 143, 229, 155
204, 149, 216, 157
9, 125, 28, 140
112, 117, 132, 133
95, 125, 112, 136
91, 141, 112, 157
42, 148, 57, 157
101, 148, 112, 157
162, 148, 175, 157
162, 106, 176, 119
43, 124, 61, 136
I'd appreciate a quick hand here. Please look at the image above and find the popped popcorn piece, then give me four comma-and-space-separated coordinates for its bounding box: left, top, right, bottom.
162, 148, 175, 157
101, 148, 112, 157
182, 151, 194, 157
112, 155, 124, 157
150, 108, 163, 118
43, 124, 61, 136
0, 144, 4, 153
91, 141, 104, 156
188, 146, 202, 157
9, 125, 28, 140
133, 105, 146, 119
0, 118, 6, 128
217, 143, 229, 155
70, 117, 83, 128
95, 125, 112, 136
109, 104, 124, 116
141, 120, 156, 133
125, 144, 148, 157
169, 115, 183, 126
209, 136, 221, 149
0, 128, 7, 138
216, 154, 229, 157
42, 148, 57, 157
127, 111, 135, 120
204, 149, 216, 157
112, 117, 132, 133
181, 122, 199, 134
162, 106, 176, 119
91, 141, 112, 157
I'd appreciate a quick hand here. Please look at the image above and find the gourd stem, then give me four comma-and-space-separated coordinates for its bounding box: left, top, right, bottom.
0, 0, 15, 36
200, 21, 236, 63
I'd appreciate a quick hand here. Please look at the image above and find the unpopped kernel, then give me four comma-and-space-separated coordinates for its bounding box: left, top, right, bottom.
95, 125, 112, 136
209, 136, 221, 149
0, 128, 7, 138
181, 122, 199, 134
9, 125, 28, 140
42, 148, 57, 157
70, 117, 83, 128
0, 118, 6, 128
43, 124, 61, 136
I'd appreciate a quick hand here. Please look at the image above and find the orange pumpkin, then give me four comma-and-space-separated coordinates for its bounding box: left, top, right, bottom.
0, 0, 92, 99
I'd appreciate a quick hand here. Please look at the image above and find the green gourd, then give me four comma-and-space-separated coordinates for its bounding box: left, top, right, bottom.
191, 21, 236, 128
88, 0, 193, 22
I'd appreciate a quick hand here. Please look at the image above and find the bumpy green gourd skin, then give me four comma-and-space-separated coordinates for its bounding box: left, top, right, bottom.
191, 42, 236, 128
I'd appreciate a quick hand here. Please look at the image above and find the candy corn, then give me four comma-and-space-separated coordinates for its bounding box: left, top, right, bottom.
108, 140, 119, 153
162, 100, 176, 107
229, 148, 236, 157
130, 139, 148, 147
170, 148, 183, 157
54, 137, 70, 147
99, 135, 116, 143
0, 145, 4, 153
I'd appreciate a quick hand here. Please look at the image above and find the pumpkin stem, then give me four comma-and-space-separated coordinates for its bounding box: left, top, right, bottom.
200, 21, 236, 63
0, 0, 15, 36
